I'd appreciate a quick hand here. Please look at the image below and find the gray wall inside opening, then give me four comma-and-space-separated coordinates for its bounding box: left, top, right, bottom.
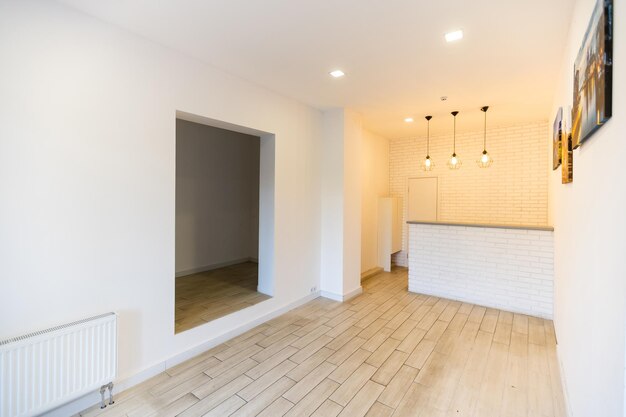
175, 118, 260, 276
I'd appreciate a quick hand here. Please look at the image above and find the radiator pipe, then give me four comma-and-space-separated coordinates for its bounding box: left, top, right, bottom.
108, 382, 115, 405
99, 385, 107, 409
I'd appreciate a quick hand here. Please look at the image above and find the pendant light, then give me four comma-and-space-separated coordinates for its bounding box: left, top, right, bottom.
477, 106, 493, 168
447, 111, 461, 169
422, 115, 434, 171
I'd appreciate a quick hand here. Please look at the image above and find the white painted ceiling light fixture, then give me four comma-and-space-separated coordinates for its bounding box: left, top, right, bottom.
448, 111, 462, 169
422, 115, 434, 171
477, 106, 493, 168
445, 30, 464, 42
329, 69, 345, 78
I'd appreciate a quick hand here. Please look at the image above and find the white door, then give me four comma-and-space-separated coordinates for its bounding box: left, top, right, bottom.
407, 177, 438, 222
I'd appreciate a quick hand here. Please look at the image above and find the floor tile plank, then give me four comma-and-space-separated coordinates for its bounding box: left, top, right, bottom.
84, 268, 565, 417
337, 380, 385, 417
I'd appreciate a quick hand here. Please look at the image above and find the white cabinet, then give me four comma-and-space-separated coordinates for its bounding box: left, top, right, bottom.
377, 197, 403, 272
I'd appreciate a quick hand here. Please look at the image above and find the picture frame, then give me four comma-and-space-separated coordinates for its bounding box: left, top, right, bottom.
553, 107, 563, 170
571, 0, 613, 148
562, 106, 573, 184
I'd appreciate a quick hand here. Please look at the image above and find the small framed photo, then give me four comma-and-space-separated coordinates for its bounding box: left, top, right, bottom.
553, 107, 563, 171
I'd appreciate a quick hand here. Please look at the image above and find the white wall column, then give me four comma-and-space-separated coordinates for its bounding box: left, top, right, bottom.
320, 108, 362, 301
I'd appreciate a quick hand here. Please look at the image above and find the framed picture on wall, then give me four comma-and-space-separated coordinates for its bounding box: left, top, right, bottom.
562, 106, 573, 184
571, 0, 613, 148
553, 107, 563, 170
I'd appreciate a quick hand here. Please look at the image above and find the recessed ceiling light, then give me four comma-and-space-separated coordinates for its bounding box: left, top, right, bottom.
445, 30, 463, 43
404, 117, 414, 123
329, 70, 345, 78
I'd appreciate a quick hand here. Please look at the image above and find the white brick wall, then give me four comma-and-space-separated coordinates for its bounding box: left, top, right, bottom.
408, 223, 554, 318
391, 122, 549, 266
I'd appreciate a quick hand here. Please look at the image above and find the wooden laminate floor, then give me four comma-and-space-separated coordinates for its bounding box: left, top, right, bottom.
86, 268, 566, 417
176, 262, 270, 333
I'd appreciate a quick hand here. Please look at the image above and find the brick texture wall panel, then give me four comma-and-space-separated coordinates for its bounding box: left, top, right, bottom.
408, 223, 554, 318
390, 122, 549, 267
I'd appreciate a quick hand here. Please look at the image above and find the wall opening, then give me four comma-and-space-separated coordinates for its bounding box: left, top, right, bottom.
174, 111, 275, 333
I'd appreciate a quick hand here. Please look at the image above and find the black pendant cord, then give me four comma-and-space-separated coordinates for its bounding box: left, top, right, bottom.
481, 106, 489, 152
425, 115, 432, 156
453, 116, 456, 153
483, 111, 486, 151
451, 111, 459, 155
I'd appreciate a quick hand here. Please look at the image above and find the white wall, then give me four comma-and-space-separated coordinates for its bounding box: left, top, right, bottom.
175, 119, 259, 276
343, 110, 362, 295
390, 122, 550, 266
549, 0, 626, 415
0, 0, 322, 401
320, 109, 345, 297
320, 108, 362, 300
360, 129, 389, 274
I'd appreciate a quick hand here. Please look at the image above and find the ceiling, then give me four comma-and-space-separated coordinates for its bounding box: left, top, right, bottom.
60, 0, 574, 138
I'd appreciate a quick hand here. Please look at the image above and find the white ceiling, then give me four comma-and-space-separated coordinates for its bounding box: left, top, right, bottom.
60, 0, 574, 138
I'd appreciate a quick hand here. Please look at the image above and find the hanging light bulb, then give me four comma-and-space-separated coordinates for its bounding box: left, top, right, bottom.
448, 111, 461, 169
422, 115, 434, 171
477, 106, 493, 168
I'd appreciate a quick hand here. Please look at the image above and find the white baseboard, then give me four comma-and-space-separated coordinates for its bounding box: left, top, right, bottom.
175, 257, 255, 277
320, 291, 343, 301
343, 286, 363, 301
361, 267, 383, 282
46, 291, 321, 417
320, 286, 363, 302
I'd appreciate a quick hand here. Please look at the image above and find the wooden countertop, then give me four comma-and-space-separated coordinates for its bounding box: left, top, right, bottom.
406, 220, 554, 232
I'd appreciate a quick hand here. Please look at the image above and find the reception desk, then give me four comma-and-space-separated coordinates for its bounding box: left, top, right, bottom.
407, 221, 554, 318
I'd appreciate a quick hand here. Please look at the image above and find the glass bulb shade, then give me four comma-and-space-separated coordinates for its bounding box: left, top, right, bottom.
422, 156, 434, 171
477, 150, 493, 168
447, 154, 462, 169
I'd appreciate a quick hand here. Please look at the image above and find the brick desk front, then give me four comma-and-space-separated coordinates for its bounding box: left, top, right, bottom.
407, 222, 554, 318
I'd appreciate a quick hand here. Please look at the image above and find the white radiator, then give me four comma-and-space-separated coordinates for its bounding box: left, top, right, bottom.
0, 313, 117, 417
